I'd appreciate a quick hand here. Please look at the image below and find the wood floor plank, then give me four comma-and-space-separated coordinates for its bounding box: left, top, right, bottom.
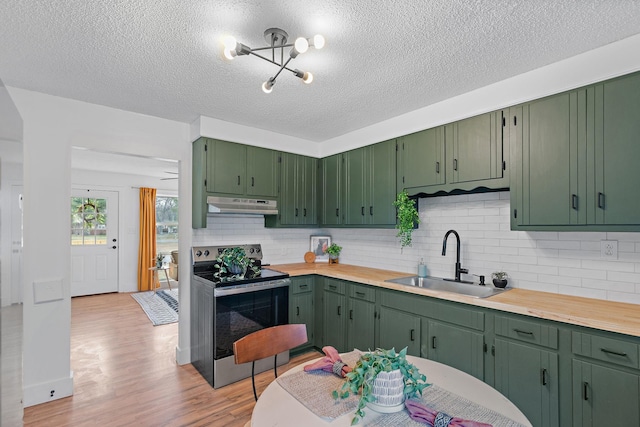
23, 292, 320, 426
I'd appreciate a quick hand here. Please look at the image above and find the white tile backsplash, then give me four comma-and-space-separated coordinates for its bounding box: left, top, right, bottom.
192, 190, 640, 305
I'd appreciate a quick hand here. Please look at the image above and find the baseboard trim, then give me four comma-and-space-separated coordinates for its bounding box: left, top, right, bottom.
23, 371, 73, 407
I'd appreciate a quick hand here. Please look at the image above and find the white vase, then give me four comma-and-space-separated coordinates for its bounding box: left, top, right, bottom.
367, 369, 405, 413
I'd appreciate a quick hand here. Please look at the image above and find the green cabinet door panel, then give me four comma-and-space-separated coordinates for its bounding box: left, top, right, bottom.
347, 297, 376, 352
425, 320, 484, 381
377, 306, 421, 357
290, 292, 314, 352
275, 153, 317, 226
206, 139, 246, 195
323, 290, 347, 352
572, 360, 640, 426
370, 139, 397, 225
301, 156, 318, 225
398, 127, 445, 192
344, 148, 367, 225
279, 152, 298, 225
192, 138, 208, 229
246, 146, 278, 198
321, 154, 342, 226
595, 73, 640, 225
447, 112, 500, 184
494, 339, 560, 427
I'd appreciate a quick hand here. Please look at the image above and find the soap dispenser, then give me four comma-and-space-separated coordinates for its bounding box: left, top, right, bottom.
418, 258, 427, 277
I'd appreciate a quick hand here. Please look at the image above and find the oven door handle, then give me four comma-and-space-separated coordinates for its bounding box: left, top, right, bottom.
213, 278, 291, 297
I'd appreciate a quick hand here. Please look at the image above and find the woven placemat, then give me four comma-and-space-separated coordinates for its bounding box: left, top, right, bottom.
276, 350, 363, 420
278, 352, 527, 426
367, 385, 527, 427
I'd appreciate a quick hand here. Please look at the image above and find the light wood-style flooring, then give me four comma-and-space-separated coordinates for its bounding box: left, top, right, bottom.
23, 292, 320, 426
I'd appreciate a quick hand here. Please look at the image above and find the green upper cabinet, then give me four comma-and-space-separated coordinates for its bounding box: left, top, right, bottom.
343, 139, 396, 227
446, 111, 504, 185
267, 152, 317, 227
206, 139, 246, 195
397, 126, 445, 193
320, 153, 343, 226
397, 111, 508, 196
246, 146, 279, 198
592, 72, 640, 225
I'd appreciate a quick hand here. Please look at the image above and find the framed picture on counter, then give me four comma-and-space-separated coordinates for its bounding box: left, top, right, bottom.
310, 235, 331, 262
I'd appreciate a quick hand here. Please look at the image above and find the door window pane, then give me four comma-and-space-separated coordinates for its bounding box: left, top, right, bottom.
71, 197, 107, 245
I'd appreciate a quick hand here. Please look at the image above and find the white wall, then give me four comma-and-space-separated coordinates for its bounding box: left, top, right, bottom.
8, 88, 191, 407
196, 192, 640, 305
0, 156, 23, 306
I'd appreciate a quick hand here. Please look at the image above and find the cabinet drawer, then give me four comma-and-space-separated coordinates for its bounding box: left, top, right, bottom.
324, 279, 345, 294
495, 315, 558, 349
291, 278, 313, 294
572, 331, 639, 369
349, 284, 375, 302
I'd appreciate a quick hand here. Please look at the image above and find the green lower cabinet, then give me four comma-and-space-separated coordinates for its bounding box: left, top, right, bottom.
289, 277, 315, 353
494, 338, 559, 427
377, 306, 421, 356
323, 288, 347, 352
572, 360, 640, 426
424, 320, 484, 381
346, 285, 376, 351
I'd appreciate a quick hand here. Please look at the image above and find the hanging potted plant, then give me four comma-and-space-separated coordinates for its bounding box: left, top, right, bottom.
393, 190, 420, 250
333, 347, 430, 425
325, 243, 342, 264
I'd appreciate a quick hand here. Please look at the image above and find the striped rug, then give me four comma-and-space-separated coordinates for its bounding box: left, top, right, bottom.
131, 289, 179, 326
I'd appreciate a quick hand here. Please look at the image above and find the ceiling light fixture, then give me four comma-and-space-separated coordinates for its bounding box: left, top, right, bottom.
223, 28, 325, 94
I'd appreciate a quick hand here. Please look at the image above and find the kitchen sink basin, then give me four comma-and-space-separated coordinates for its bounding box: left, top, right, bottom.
384, 275, 509, 298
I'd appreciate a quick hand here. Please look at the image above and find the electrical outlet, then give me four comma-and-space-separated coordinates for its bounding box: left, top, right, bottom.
600, 240, 618, 259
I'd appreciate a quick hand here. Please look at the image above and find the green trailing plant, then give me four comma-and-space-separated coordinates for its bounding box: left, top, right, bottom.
214, 247, 259, 280
325, 243, 342, 257
393, 190, 420, 249
332, 347, 430, 425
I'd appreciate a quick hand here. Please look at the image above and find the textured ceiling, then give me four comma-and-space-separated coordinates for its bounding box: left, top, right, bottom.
1, 1, 640, 143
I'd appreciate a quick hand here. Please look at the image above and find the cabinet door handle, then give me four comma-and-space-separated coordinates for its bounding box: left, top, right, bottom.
601, 347, 628, 357
540, 368, 548, 386
349, 309, 353, 320
303, 208, 307, 217
572, 194, 578, 210
453, 159, 458, 171
361, 206, 365, 216
355, 291, 366, 298
370, 206, 373, 216
299, 284, 308, 289
296, 306, 300, 316
432, 336, 437, 348
329, 284, 337, 290
583, 382, 589, 401
513, 328, 534, 336
436, 161, 440, 174
295, 208, 299, 217
237, 175, 241, 185
336, 208, 339, 217
337, 305, 341, 316
251, 176, 255, 187
598, 192, 605, 209
410, 329, 415, 341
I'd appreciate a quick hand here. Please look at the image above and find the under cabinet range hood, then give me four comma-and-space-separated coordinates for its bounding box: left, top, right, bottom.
207, 196, 278, 215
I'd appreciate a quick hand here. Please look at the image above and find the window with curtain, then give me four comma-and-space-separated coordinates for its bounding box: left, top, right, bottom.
156, 195, 178, 256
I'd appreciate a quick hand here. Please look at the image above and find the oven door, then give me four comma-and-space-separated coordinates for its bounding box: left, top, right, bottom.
213, 285, 289, 360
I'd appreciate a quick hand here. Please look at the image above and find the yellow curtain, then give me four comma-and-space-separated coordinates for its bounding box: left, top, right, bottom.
137, 187, 157, 292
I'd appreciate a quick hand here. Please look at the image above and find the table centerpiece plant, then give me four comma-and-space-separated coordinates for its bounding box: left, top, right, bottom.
332, 347, 430, 425
214, 247, 259, 280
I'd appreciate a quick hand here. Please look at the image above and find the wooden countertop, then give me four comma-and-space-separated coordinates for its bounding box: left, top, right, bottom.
269, 262, 640, 338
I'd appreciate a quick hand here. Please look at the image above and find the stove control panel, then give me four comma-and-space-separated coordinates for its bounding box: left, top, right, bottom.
192, 244, 262, 263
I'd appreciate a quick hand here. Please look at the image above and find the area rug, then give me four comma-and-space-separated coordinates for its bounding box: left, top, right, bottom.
131, 289, 179, 326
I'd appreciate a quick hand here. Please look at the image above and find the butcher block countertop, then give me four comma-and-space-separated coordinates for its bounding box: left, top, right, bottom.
269, 262, 640, 338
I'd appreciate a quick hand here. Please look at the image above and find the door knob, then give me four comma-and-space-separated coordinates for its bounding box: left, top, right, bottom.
112, 246, 117, 249
112, 238, 117, 242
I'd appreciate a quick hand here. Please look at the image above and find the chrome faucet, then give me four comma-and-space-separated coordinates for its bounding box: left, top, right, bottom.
442, 229, 468, 282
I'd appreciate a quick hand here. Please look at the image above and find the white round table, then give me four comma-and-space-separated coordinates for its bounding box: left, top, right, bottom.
251, 354, 531, 426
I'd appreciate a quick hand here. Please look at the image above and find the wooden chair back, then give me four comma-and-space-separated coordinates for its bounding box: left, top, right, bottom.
233, 324, 308, 400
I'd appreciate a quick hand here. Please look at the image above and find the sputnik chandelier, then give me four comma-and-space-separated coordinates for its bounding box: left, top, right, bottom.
223, 28, 325, 93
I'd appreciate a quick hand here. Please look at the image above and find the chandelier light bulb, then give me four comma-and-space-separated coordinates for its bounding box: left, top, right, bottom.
302, 72, 313, 84
223, 35, 237, 51
223, 48, 237, 60
312, 34, 325, 49
294, 37, 309, 54
262, 79, 274, 94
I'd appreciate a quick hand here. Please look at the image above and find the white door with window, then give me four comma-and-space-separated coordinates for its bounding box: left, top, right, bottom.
70, 190, 119, 297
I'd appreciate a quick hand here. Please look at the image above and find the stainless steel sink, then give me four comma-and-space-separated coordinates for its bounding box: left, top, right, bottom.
384, 275, 509, 298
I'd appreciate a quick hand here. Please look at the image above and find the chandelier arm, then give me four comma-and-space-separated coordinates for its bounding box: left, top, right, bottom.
250, 44, 294, 52
249, 52, 297, 73
272, 57, 293, 81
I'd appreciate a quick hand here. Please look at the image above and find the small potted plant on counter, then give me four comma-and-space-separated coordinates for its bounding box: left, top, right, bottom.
491, 271, 509, 288
325, 243, 342, 264
333, 347, 430, 424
